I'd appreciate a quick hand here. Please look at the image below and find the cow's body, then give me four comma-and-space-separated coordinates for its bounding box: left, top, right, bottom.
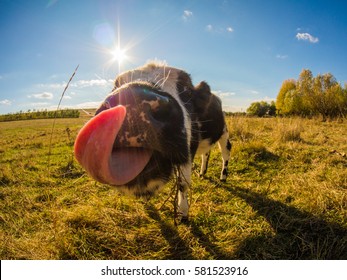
74, 62, 232, 220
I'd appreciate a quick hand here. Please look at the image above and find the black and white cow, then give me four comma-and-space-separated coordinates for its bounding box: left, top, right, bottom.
74, 62, 232, 220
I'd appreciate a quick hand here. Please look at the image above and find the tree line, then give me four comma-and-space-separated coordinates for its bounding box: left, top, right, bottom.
0, 109, 80, 122
247, 69, 347, 119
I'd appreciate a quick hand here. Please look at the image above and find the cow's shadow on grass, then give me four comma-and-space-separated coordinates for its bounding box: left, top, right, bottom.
145, 204, 194, 259
145, 203, 231, 259
229, 186, 347, 259
146, 183, 347, 259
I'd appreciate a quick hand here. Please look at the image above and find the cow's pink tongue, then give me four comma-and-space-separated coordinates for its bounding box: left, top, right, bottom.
74, 105, 152, 185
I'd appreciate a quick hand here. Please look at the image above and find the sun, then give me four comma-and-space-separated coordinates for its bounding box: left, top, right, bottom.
109, 46, 129, 73
110, 47, 127, 63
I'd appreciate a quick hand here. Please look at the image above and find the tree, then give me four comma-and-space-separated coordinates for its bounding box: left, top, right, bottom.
296, 69, 314, 116
246, 101, 276, 117
276, 69, 347, 118
283, 89, 305, 116
276, 79, 296, 115
268, 101, 276, 116
325, 83, 346, 118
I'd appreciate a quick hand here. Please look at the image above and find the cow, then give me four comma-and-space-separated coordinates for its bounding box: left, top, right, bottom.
74, 62, 232, 221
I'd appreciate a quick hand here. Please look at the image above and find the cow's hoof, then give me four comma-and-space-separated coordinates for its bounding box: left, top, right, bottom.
180, 216, 189, 223
176, 213, 189, 224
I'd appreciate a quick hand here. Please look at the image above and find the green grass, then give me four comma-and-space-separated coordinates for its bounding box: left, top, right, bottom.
0, 115, 346, 259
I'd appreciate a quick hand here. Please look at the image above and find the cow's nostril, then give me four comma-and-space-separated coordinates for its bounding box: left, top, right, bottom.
151, 98, 172, 123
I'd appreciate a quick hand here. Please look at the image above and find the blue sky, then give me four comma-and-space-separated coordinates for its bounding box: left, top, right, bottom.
1, 0, 347, 114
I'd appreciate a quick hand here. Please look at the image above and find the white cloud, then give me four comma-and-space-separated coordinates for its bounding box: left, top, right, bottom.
72, 79, 113, 88
50, 101, 102, 110
250, 90, 259, 95
37, 82, 65, 89
226, 26, 234, 32
276, 54, 288, 59
49, 74, 59, 80
26, 101, 102, 112
206, 24, 233, 34
27, 102, 51, 107
213, 90, 236, 98
0, 99, 12, 105
36, 78, 113, 90
74, 101, 102, 109
206, 24, 213, 32
296, 32, 319, 43
182, 10, 193, 21
29, 92, 54, 99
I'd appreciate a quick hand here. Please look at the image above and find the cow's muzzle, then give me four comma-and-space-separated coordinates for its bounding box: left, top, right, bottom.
74, 83, 184, 187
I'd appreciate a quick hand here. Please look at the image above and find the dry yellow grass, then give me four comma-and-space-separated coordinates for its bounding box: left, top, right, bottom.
0, 116, 346, 259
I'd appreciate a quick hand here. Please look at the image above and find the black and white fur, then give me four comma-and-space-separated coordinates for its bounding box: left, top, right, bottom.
97, 62, 232, 220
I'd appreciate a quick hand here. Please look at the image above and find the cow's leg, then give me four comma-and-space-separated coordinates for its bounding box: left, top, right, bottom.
177, 163, 191, 222
199, 151, 210, 178
218, 129, 232, 181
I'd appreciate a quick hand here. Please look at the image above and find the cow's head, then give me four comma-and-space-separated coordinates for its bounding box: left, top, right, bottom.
75, 62, 206, 197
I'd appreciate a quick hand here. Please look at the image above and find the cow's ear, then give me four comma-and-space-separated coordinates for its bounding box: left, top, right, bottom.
195, 81, 211, 96
114, 76, 124, 89
193, 81, 212, 111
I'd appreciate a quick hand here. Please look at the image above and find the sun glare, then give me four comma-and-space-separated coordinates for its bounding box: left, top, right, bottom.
109, 46, 129, 73
96, 19, 134, 74
111, 47, 127, 63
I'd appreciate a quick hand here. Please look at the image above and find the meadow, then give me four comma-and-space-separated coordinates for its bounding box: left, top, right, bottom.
0, 112, 346, 259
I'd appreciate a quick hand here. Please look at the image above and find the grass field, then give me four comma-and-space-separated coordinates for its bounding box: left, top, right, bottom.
0, 113, 346, 259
